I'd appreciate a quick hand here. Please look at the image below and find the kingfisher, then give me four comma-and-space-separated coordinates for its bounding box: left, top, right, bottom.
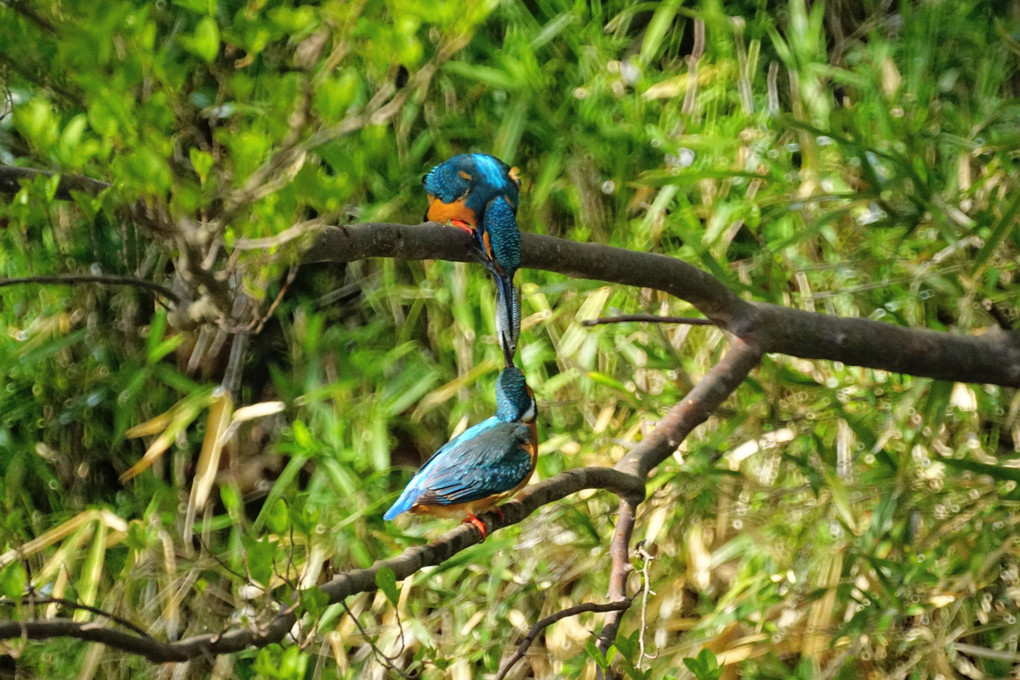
422, 153, 521, 232
422, 153, 524, 363
383, 367, 538, 538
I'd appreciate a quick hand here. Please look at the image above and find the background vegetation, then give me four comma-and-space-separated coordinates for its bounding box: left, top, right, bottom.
1, 0, 1019, 677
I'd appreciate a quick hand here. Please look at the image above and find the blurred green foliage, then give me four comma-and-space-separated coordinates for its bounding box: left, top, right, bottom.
1, 0, 1019, 678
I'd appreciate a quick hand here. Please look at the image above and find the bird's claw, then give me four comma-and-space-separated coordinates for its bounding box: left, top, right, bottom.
464, 513, 488, 539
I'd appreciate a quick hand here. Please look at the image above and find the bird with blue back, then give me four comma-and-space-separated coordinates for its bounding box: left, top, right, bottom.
422, 153, 524, 362
422, 153, 520, 234
383, 367, 538, 538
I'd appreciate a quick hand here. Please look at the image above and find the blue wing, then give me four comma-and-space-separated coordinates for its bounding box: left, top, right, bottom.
383, 419, 533, 518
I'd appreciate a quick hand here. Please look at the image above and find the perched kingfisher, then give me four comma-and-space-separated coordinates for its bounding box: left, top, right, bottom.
422, 153, 524, 363
383, 367, 538, 538
422, 153, 521, 232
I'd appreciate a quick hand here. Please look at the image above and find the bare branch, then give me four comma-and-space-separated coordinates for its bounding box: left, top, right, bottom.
495, 599, 633, 680
583, 314, 714, 327
307, 222, 1020, 386
595, 340, 763, 662
0, 165, 110, 199
0, 274, 183, 305
340, 600, 414, 679
1, 596, 152, 639
596, 498, 638, 671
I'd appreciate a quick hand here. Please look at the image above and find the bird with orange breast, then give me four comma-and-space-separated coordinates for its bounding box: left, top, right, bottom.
383, 367, 537, 538
423, 153, 523, 363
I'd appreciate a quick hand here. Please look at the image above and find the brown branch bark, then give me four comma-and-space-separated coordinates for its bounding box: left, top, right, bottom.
596, 497, 637, 672
307, 222, 1020, 386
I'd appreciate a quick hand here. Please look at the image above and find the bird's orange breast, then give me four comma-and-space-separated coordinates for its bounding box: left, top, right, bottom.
426, 196, 477, 226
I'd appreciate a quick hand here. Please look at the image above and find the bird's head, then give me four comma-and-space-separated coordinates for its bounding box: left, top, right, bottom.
422, 154, 474, 204
495, 367, 536, 423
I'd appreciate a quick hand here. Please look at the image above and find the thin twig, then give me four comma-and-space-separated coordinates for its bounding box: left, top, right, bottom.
248, 265, 298, 334
232, 218, 327, 251
0, 274, 183, 304
582, 314, 714, 327
0, 165, 109, 198
0, 595, 152, 639
341, 599, 413, 680
635, 542, 656, 669
495, 599, 633, 680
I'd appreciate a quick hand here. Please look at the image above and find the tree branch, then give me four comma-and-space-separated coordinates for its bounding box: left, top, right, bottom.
583, 314, 714, 327
596, 497, 638, 670
1, 596, 152, 639
495, 599, 633, 680
589, 340, 763, 664
0, 274, 183, 305
615, 339, 765, 480
307, 222, 1020, 386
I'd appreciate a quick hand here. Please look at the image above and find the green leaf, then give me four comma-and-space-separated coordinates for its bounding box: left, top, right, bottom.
375, 566, 399, 607
189, 148, 214, 186
242, 535, 278, 588
192, 16, 220, 63
942, 458, 1020, 484
301, 587, 329, 618
264, 498, 289, 535
0, 563, 26, 600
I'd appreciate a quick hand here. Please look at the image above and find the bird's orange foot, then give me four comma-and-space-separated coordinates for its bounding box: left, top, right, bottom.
451, 219, 473, 233
491, 506, 505, 520
464, 513, 488, 539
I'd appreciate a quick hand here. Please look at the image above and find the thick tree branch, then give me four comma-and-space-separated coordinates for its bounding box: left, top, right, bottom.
308, 223, 1020, 386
